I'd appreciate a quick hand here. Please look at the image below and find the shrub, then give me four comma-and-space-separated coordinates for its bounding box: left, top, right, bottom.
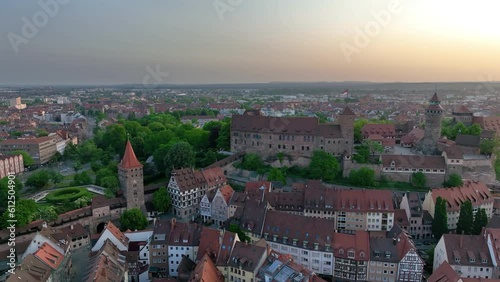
45, 187, 92, 204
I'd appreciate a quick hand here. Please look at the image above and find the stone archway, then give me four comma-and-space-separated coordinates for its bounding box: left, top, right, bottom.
96, 222, 106, 234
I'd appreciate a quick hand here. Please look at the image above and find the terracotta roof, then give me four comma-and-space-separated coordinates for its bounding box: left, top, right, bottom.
453, 105, 472, 114
201, 167, 226, 188
441, 234, 492, 267
245, 181, 272, 202
219, 184, 235, 204
102, 221, 129, 246
188, 253, 224, 282
258, 250, 327, 282
443, 145, 464, 159
85, 239, 127, 282
196, 227, 221, 262
6, 254, 52, 282
333, 231, 370, 261
119, 140, 142, 169
474, 116, 500, 132
362, 124, 396, 137
428, 261, 461, 282
58, 223, 88, 239
168, 221, 202, 246
429, 93, 441, 103
336, 189, 394, 213
215, 230, 238, 266
263, 210, 334, 251
238, 199, 268, 236
381, 154, 446, 169
431, 180, 493, 212
264, 191, 304, 212
33, 242, 64, 270
172, 168, 202, 192
227, 241, 267, 273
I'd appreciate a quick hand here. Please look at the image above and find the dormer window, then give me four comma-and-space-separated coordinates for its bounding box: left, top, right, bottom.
390, 161, 395, 168
293, 239, 298, 246
470, 258, 475, 263
348, 251, 355, 258
455, 257, 460, 263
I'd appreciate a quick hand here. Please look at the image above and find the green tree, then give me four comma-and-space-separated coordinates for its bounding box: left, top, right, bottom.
363, 139, 384, 155
216, 121, 231, 150
39, 206, 58, 222
432, 196, 448, 239
71, 172, 93, 186
152, 187, 172, 213
308, 150, 340, 182
164, 141, 195, 174
0, 176, 22, 210
73, 161, 82, 172
119, 208, 148, 231
229, 223, 251, 243
74, 196, 91, 208
267, 167, 286, 185
443, 173, 463, 188
456, 200, 474, 235
10, 150, 34, 167
48, 170, 64, 185
26, 170, 51, 190
472, 208, 488, 235
411, 172, 427, 188
467, 124, 482, 136
480, 138, 500, 155
2, 199, 38, 228
240, 153, 264, 171
348, 167, 377, 186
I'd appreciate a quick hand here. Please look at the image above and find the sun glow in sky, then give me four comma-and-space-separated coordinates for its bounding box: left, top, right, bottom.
0, 0, 499, 84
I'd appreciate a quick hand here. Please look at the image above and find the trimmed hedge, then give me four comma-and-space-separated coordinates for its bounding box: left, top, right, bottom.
45, 187, 91, 204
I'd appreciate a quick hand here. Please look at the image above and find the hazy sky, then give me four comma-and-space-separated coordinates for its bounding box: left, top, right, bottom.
1, 0, 500, 85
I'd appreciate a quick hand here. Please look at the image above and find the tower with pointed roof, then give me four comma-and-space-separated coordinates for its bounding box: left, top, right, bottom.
420, 93, 444, 155
118, 140, 146, 213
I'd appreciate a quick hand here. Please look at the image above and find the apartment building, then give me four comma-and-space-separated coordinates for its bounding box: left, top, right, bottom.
149, 219, 171, 278
263, 210, 336, 276
399, 192, 433, 240
0, 154, 23, 179
333, 231, 370, 282
0, 136, 57, 165
423, 180, 494, 230
167, 219, 203, 277
434, 234, 494, 279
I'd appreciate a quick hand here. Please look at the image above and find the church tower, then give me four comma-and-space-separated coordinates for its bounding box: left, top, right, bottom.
420, 93, 444, 155
118, 140, 146, 213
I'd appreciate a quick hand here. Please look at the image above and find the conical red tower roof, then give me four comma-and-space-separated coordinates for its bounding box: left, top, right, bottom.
429, 93, 440, 103
120, 140, 142, 169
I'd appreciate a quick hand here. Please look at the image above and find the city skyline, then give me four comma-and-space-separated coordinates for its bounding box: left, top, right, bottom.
1, 0, 500, 85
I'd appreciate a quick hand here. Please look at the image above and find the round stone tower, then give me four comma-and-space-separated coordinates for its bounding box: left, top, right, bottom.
420, 93, 444, 155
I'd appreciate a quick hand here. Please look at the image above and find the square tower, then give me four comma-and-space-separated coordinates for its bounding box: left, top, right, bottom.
118, 140, 146, 213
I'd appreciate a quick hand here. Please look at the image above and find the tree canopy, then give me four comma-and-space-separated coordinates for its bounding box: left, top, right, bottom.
432, 196, 448, 239
308, 150, 340, 182
10, 150, 34, 167
152, 187, 172, 213
443, 173, 463, 188
456, 200, 474, 235
411, 172, 427, 188
163, 141, 195, 174
348, 167, 377, 187
472, 208, 488, 235
119, 208, 148, 231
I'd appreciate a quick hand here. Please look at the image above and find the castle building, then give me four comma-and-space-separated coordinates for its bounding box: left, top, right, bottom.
118, 140, 146, 213
230, 107, 355, 158
419, 93, 444, 155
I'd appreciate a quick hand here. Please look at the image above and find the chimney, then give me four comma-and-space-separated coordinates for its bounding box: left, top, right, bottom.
42, 221, 47, 228
70, 224, 74, 230
393, 238, 397, 245
171, 218, 176, 230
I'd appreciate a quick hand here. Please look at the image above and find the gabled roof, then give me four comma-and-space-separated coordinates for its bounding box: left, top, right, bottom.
333, 231, 370, 261
431, 181, 493, 212
428, 261, 461, 282
119, 140, 142, 169
6, 254, 52, 282
188, 254, 224, 282
33, 242, 64, 270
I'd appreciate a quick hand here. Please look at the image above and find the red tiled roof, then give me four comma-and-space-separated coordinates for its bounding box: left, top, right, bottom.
427, 261, 461, 282
33, 242, 64, 270
188, 253, 224, 282
431, 181, 493, 212
120, 140, 142, 169
333, 231, 370, 261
